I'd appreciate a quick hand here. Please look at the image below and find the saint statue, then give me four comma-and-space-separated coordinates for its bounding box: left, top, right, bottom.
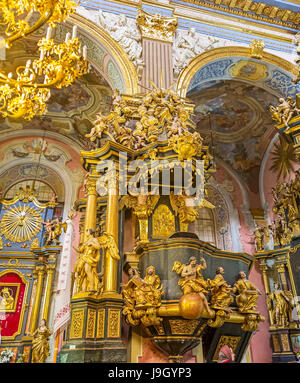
174, 256, 208, 295
254, 226, 264, 252
173, 256, 212, 314
267, 283, 294, 327
144, 266, 164, 306
73, 229, 102, 294
232, 271, 262, 313
29, 319, 52, 363
209, 267, 234, 311
122, 267, 164, 327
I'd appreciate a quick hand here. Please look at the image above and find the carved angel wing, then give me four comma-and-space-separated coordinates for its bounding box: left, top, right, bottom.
147, 195, 160, 211
119, 195, 137, 211
172, 261, 184, 275
98, 232, 120, 260
169, 192, 183, 215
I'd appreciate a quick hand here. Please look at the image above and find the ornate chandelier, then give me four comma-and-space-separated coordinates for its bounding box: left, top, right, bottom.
0, 0, 88, 120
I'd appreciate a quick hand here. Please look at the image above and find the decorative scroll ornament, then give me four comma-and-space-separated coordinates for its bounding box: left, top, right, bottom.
122, 266, 164, 327
168, 131, 203, 161
136, 9, 178, 43
207, 309, 229, 328
0, 205, 42, 242
241, 313, 263, 332
16, 186, 37, 202
249, 39, 265, 59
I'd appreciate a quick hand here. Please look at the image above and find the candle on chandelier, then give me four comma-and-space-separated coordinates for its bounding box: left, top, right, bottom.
24, 59, 31, 75
65, 32, 71, 42
72, 25, 77, 39
46, 26, 53, 40
83, 45, 87, 59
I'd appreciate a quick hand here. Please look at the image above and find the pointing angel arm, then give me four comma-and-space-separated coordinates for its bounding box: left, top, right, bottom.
172, 261, 184, 275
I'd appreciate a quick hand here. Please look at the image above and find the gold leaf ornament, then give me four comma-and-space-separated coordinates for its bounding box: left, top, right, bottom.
0, 205, 42, 243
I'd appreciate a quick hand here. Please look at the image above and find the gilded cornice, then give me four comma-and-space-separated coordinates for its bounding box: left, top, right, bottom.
172, 0, 300, 30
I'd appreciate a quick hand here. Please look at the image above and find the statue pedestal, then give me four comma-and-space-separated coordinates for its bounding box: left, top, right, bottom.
277, 115, 300, 154
59, 295, 126, 363
270, 328, 297, 363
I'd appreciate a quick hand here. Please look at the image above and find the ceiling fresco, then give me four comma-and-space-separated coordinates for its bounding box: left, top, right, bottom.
188, 79, 278, 191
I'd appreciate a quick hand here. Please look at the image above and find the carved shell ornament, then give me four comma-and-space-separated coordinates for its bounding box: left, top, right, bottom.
0, 205, 42, 242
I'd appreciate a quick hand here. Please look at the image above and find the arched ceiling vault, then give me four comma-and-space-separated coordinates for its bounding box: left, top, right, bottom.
179, 47, 300, 202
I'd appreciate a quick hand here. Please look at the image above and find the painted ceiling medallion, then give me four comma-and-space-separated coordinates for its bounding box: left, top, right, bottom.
0, 205, 42, 243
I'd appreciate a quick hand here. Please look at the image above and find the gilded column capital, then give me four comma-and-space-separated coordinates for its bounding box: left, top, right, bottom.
259, 263, 268, 274
85, 178, 98, 197
46, 264, 56, 272
136, 9, 178, 43
276, 263, 286, 274
35, 265, 46, 275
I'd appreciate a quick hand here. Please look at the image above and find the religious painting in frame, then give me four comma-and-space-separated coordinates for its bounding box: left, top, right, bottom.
0, 283, 20, 313
0, 270, 29, 339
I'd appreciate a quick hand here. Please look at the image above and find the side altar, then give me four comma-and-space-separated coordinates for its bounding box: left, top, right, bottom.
0, 186, 62, 362
59, 84, 265, 363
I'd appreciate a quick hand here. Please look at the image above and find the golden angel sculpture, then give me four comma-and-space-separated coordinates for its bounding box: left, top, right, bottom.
43, 217, 67, 245
267, 282, 294, 327
29, 319, 52, 363
170, 191, 214, 230
120, 191, 160, 242
73, 229, 119, 295
269, 97, 300, 127
122, 266, 164, 327
232, 271, 262, 313
120, 192, 160, 218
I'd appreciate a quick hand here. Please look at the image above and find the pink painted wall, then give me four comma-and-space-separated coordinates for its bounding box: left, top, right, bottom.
215, 162, 272, 362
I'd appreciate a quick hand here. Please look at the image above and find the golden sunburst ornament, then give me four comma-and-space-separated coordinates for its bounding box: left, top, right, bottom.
0, 205, 42, 243
269, 136, 297, 180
